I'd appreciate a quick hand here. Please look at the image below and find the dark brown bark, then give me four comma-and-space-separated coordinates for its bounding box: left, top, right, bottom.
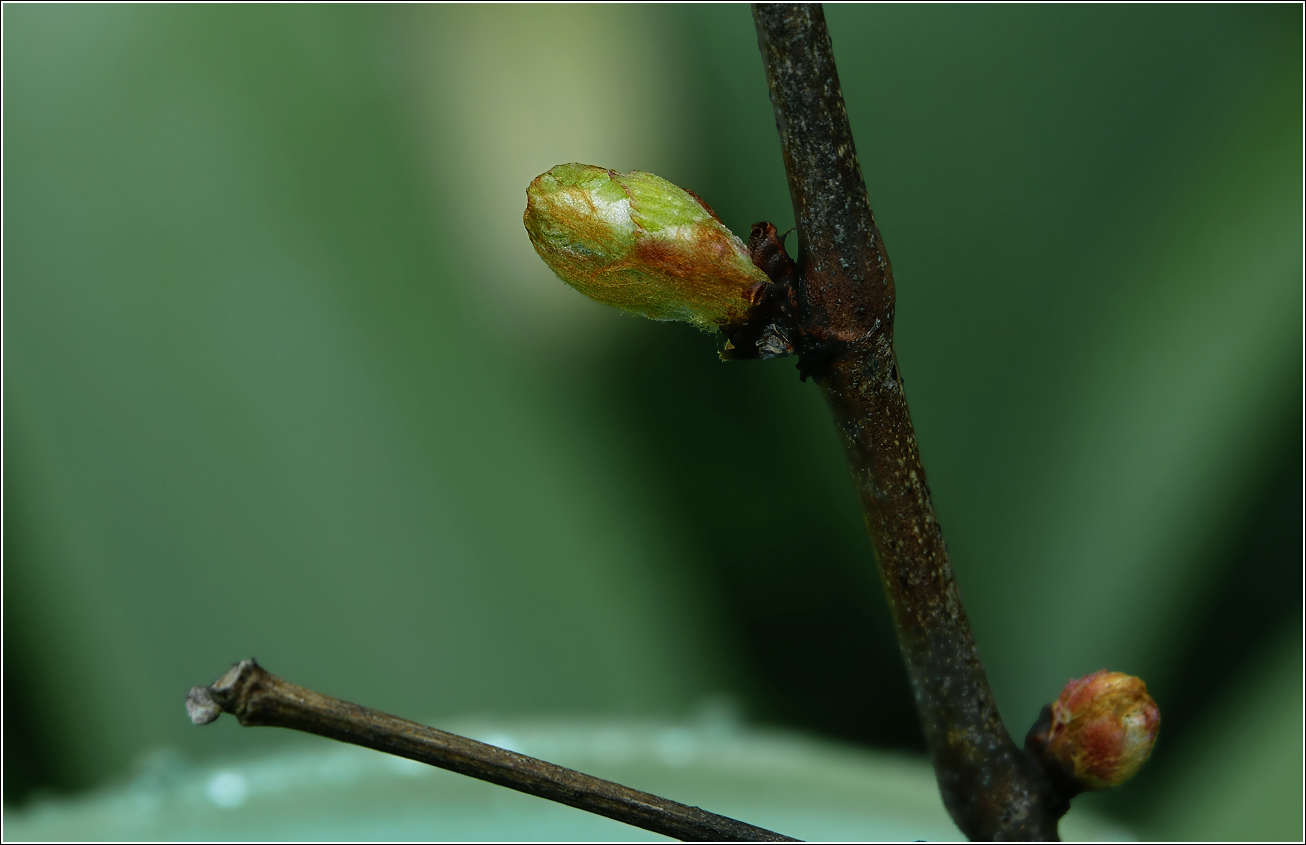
752, 4, 1063, 839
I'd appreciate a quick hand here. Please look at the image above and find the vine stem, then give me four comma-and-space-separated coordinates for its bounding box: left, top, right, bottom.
752, 4, 1062, 839
187, 659, 798, 843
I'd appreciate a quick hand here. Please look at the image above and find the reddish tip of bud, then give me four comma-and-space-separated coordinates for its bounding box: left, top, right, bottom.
1042, 670, 1160, 789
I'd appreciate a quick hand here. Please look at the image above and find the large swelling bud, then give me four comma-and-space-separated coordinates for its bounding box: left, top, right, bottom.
524, 164, 770, 332
1039, 670, 1160, 790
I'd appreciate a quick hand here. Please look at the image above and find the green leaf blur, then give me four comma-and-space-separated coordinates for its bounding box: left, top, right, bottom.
4, 5, 1301, 841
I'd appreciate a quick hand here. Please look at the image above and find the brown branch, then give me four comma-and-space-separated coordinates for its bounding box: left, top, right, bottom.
752, 4, 1063, 839
182, 8, 1093, 842
186, 659, 799, 843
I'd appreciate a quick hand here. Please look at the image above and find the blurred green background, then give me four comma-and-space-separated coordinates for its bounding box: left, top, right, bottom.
4, 4, 1301, 841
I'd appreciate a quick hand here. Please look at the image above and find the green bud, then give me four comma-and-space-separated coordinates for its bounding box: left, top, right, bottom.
523, 163, 770, 332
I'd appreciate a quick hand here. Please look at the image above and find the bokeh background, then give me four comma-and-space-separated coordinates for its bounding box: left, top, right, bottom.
4, 4, 1301, 840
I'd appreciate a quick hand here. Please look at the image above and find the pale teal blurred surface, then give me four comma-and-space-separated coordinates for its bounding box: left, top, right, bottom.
4, 4, 1302, 840
6, 714, 1134, 842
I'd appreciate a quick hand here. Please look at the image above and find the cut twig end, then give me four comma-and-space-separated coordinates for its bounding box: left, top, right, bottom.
185, 685, 222, 725
186, 658, 263, 725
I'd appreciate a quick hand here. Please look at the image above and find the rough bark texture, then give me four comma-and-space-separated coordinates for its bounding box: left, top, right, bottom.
752, 4, 1063, 839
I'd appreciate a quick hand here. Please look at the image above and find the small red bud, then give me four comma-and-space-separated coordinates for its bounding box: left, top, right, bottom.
1042, 670, 1160, 789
